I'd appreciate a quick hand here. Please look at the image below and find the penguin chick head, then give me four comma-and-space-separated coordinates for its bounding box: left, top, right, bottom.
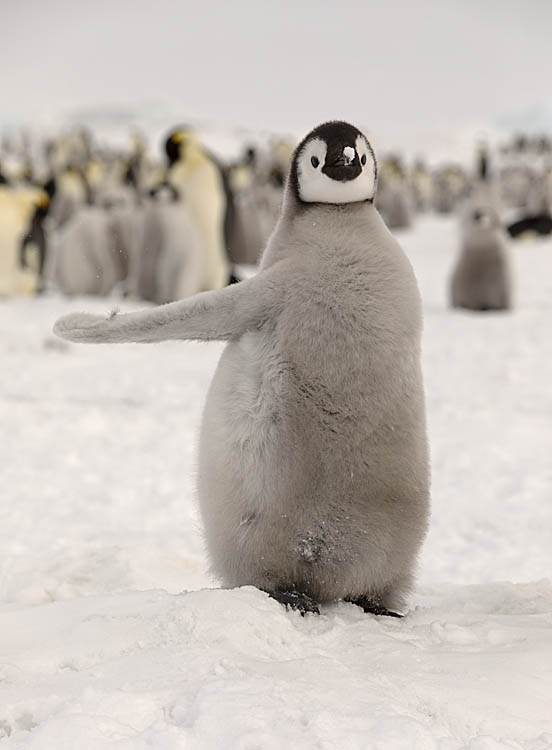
469, 206, 500, 231
290, 121, 377, 205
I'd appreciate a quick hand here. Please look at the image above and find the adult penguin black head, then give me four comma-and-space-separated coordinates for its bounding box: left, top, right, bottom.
43, 177, 57, 200
476, 141, 490, 181
289, 121, 377, 206
165, 127, 191, 166
19, 191, 51, 280
243, 145, 257, 167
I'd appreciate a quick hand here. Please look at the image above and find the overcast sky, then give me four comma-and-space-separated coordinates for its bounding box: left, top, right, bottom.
2, 0, 551, 154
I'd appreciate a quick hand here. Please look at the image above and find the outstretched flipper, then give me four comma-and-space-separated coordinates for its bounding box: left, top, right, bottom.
346, 596, 404, 618
268, 590, 320, 616
53, 264, 286, 345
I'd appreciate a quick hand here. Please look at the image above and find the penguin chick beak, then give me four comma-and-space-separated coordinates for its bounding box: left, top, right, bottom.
323, 147, 361, 182
333, 147, 356, 167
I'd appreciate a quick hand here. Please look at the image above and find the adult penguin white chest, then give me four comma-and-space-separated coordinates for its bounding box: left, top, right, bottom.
166, 131, 230, 291
0, 186, 46, 296
54, 121, 431, 617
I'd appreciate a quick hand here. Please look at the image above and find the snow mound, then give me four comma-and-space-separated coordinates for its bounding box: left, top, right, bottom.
1, 582, 551, 749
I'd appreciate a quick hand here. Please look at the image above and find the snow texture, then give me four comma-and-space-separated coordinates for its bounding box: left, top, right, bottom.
1, 216, 551, 748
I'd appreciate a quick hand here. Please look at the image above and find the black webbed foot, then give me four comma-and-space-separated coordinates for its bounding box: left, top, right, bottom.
268, 590, 320, 616
227, 272, 241, 285
346, 596, 403, 618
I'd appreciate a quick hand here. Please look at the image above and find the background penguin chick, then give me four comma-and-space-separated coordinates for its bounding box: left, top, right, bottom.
225, 145, 282, 266
410, 160, 432, 213
450, 204, 513, 311
432, 165, 469, 214
129, 197, 205, 304
46, 206, 129, 296
375, 157, 413, 230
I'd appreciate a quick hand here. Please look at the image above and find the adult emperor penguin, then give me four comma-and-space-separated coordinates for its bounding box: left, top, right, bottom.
54, 121, 430, 617
0, 184, 47, 296
165, 128, 231, 289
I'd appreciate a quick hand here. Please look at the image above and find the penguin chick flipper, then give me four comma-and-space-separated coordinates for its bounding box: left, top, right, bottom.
53, 312, 111, 343
267, 590, 320, 617
53, 262, 289, 345
345, 596, 404, 618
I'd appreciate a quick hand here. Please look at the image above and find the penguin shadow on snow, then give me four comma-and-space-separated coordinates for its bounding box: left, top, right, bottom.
54, 121, 431, 620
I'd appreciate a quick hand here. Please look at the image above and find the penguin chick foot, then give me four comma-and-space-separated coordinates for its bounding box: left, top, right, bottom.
268, 590, 320, 616
346, 596, 403, 618
227, 271, 242, 285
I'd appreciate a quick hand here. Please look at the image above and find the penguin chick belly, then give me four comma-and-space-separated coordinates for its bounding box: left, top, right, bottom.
198, 316, 429, 603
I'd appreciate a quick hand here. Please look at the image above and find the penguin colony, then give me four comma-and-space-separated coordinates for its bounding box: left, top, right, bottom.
54, 121, 430, 616
0, 126, 287, 299
1, 125, 550, 305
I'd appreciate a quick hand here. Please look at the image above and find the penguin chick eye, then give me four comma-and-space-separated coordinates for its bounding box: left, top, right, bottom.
311, 156, 320, 168
361, 154, 367, 166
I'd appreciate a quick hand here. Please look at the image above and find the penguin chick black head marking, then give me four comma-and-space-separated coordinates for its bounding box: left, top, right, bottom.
290, 121, 377, 205
469, 205, 500, 230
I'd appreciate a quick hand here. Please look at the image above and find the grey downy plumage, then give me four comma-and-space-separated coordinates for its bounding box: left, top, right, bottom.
450, 204, 512, 312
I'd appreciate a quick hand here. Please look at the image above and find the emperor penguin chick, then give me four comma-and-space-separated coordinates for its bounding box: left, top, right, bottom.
450, 205, 512, 311
53, 121, 430, 617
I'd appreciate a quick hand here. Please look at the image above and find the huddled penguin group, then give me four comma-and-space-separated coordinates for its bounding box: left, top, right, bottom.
500, 135, 552, 239
3, 121, 548, 313
448, 143, 512, 312
54, 121, 431, 617
0, 125, 288, 300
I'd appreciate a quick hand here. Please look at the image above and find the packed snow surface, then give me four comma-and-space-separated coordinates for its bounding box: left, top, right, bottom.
1, 216, 551, 748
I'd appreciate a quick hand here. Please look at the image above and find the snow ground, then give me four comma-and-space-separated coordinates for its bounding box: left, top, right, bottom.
1, 216, 551, 748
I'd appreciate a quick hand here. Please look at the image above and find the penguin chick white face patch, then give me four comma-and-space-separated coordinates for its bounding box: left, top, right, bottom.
294, 127, 377, 205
